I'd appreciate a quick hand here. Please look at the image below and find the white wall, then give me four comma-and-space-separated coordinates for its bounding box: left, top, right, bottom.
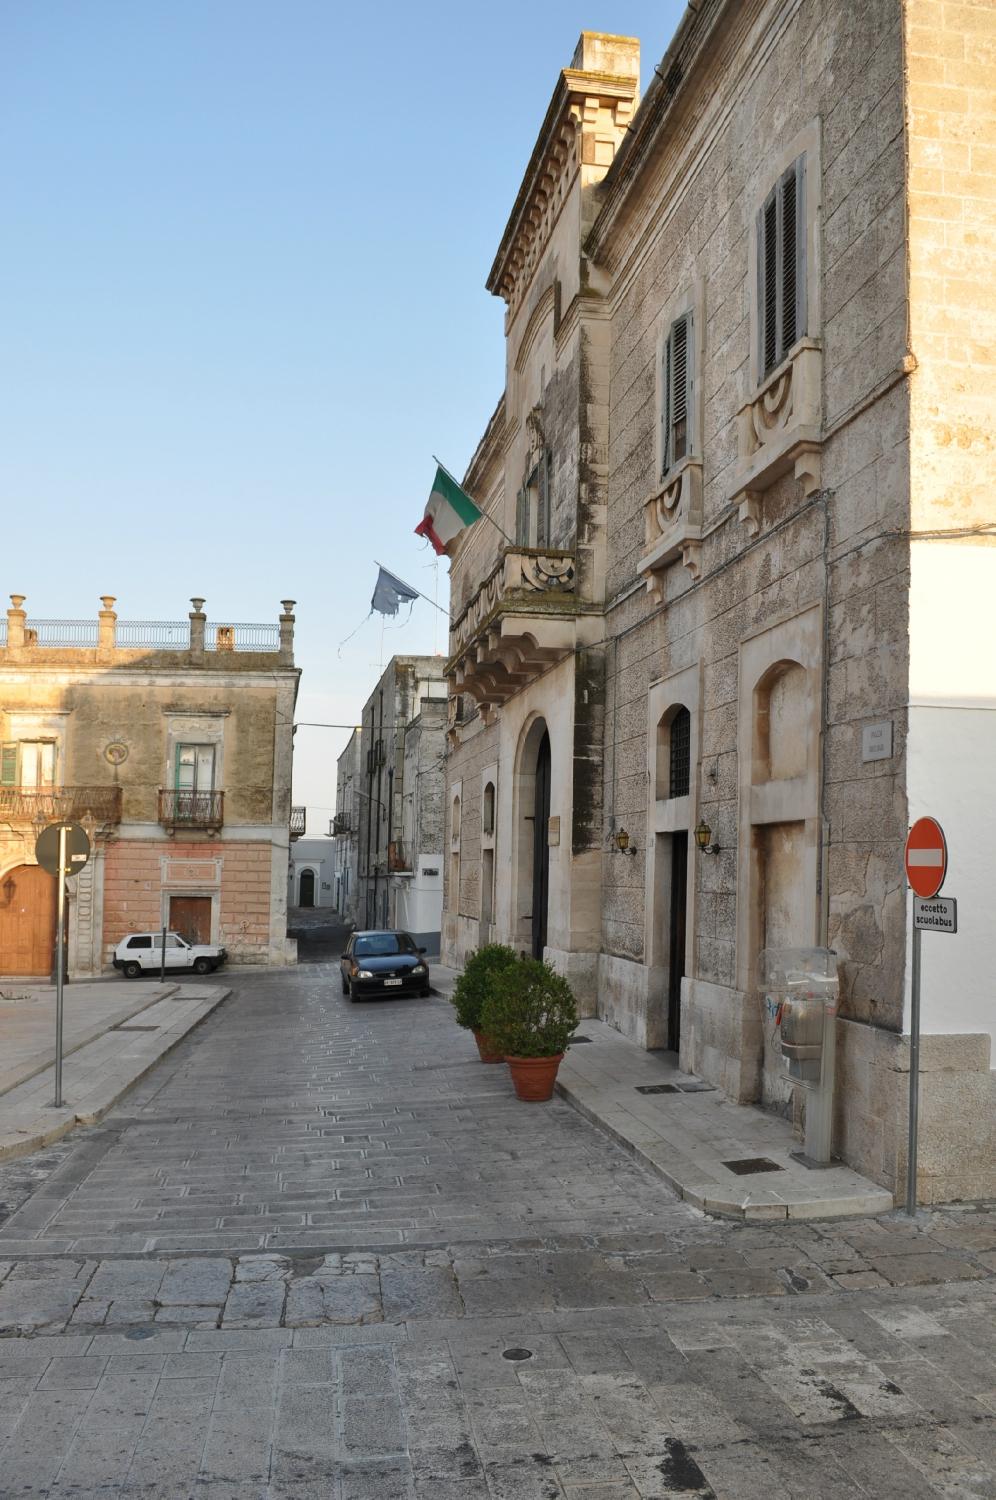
907, 543, 996, 1044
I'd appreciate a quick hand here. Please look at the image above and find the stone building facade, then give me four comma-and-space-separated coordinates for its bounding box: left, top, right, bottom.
442, 7, 996, 1202
356, 656, 447, 950
0, 595, 300, 977
333, 728, 362, 924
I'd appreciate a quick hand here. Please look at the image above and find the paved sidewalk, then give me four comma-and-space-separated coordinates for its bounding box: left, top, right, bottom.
431, 963, 893, 1223
0, 980, 230, 1164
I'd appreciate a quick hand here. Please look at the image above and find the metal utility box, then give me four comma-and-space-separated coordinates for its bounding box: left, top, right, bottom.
759, 947, 840, 1166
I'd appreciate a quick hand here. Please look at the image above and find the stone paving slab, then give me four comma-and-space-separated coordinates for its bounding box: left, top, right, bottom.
557, 1018, 895, 1221
0, 985, 230, 1164
0, 1281, 994, 1497
0, 979, 181, 1095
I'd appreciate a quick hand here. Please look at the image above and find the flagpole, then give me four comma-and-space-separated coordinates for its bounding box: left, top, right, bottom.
431, 456, 516, 547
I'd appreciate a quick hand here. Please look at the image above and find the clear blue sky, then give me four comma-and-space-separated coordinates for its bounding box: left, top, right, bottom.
2, 0, 685, 829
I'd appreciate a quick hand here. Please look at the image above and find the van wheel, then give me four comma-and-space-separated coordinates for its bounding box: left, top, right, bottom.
123, 961, 142, 979
193, 957, 212, 975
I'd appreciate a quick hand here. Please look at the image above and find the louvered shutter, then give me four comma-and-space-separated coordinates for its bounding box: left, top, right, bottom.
759, 155, 806, 377
515, 486, 529, 545
538, 449, 551, 548
661, 330, 673, 476
663, 311, 692, 474
0, 745, 16, 786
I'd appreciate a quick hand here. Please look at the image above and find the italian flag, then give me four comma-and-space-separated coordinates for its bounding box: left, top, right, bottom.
415, 464, 481, 555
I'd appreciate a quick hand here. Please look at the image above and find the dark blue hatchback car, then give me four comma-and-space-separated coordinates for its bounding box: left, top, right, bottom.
340, 930, 431, 1001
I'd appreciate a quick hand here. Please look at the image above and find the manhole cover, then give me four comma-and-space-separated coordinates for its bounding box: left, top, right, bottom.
635, 1084, 680, 1094
675, 1080, 716, 1093
502, 1348, 533, 1362
124, 1326, 157, 1341
721, 1157, 784, 1175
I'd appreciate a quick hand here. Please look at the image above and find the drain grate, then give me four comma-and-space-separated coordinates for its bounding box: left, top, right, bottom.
502, 1347, 533, 1362
568, 1036, 593, 1044
635, 1081, 717, 1095
124, 1326, 157, 1340
115, 1024, 160, 1032
721, 1157, 784, 1175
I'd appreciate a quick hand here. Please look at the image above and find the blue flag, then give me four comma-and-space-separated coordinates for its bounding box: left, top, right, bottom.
371, 566, 420, 617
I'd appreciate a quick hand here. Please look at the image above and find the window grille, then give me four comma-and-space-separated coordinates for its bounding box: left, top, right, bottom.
759, 156, 806, 377
669, 707, 691, 799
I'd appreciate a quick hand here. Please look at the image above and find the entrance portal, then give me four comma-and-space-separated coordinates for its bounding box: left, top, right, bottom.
531, 730, 551, 958
169, 895, 212, 946
299, 868, 316, 908
0, 865, 57, 976
667, 833, 688, 1050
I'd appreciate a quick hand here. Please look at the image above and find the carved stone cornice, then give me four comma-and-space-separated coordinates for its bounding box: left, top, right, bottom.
487, 38, 639, 315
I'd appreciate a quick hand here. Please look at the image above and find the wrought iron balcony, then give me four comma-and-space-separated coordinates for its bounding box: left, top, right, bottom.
0, 785, 122, 826
158, 789, 224, 834
447, 546, 585, 707
290, 805, 306, 839
332, 814, 352, 836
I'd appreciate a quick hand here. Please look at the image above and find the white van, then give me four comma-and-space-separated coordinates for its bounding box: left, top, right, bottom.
113, 931, 227, 978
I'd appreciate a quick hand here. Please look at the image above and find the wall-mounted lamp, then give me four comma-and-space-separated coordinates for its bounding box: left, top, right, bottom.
614, 828, 637, 856
694, 819, 721, 855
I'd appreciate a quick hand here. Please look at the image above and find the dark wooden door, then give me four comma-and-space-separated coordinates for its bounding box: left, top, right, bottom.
299, 869, 316, 908
531, 731, 551, 959
169, 896, 212, 946
0, 865, 57, 976
667, 833, 688, 1051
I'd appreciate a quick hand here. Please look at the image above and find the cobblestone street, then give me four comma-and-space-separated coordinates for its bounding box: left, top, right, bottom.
0, 968, 994, 1498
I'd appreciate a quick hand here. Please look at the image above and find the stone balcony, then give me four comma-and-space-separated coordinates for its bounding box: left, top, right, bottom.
731, 338, 823, 535
637, 456, 705, 601
446, 547, 584, 707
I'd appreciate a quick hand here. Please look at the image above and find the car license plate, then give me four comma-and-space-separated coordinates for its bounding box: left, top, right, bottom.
384, 978, 403, 987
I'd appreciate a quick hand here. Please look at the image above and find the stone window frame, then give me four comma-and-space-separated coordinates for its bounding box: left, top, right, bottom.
746, 119, 822, 390
734, 602, 823, 994
163, 712, 227, 800
480, 763, 498, 934
448, 780, 462, 920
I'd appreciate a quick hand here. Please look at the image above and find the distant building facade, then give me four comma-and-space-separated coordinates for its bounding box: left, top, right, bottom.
333, 728, 362, 924
288, 838, 335, 909
442, 10, 996, 1203
357, 656, 447, 950
0, 594, 300, 976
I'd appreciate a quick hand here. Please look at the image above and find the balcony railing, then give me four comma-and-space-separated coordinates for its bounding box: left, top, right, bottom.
332, 814, 352, 836
158, 788, 225, 833
290, 805, 306, 839
0, 785, 123, 825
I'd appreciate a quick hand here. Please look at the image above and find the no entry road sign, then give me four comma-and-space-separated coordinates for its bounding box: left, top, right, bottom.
905, 817, 947, 899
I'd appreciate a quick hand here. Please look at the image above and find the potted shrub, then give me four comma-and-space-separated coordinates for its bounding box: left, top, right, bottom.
480, 957, 579, 1100
450, 944, 518, 1062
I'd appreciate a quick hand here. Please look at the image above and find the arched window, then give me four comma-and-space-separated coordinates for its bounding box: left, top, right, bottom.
482, 781, 495, 835
669, 707, 691, 798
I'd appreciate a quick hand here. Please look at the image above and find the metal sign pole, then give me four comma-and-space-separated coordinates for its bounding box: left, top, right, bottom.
54, 824, 67, 1109
905, 914, 922, 1216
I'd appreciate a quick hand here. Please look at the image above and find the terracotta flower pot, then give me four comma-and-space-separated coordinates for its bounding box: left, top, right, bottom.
505, 1053, 564, 1101
473, 1030, 504, 1063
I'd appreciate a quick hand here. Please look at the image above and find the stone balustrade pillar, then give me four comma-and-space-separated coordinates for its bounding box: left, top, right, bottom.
6, 594, 26, 649
189, 598, 206, 657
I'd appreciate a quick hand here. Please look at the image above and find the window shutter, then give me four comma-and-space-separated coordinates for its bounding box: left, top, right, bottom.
515, 486, 528, 546
662, 329, 674, 475
663, 312, 691, 473
538, 450, 551, 548
671, 312, 690, 465
0, 745, 16, 786
760, 156, 806, 377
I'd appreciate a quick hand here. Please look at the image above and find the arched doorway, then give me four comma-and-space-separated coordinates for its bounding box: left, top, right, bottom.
514, 719, 552, 960
532, 731, 551, 958
299, 868, 316, 908
0, 865, 57, 976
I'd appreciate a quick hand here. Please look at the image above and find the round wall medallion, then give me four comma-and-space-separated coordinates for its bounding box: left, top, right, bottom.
104, 742, 129, 765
